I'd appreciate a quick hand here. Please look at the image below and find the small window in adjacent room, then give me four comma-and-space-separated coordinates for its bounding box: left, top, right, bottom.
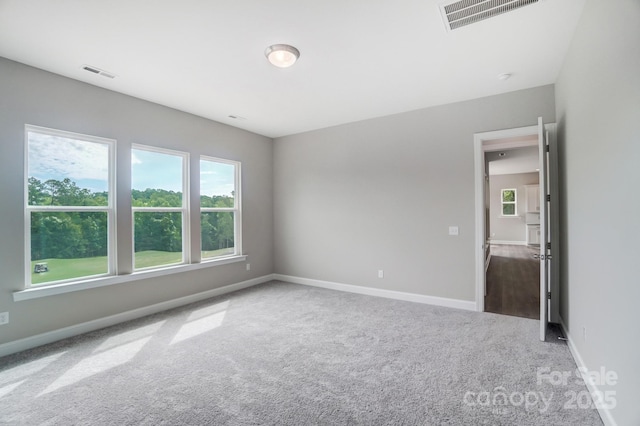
131, 145, 188, 270
200, 156, 241, 260
501, 188, 517, 216
25, 125, 115, 287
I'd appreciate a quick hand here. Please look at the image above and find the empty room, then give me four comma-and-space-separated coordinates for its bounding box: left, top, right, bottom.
0, 1, 638, 425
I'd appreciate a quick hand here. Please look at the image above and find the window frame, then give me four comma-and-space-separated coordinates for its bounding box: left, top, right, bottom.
500, 188, 517, 217
18, 128, 248, 300
199, 155, 242, 261
24, 124, 117, 288
131, 144, 190, 270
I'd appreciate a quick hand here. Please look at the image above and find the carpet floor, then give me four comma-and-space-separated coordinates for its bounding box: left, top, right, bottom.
0, 281, 602, 425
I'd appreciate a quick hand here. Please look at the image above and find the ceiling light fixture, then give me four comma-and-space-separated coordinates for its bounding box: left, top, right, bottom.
498, 73, 512, 81
265, 44, 300, 68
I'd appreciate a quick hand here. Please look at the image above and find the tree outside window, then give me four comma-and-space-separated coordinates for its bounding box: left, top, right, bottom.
501, 188, 517, 216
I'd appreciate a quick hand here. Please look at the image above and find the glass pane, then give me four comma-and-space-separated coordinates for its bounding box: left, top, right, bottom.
134, 212, 183, 269
201, 212, 235, 259
200, 159, 235, 207
31, 211, 108, 285
503, 204, 515, 215
502, 189, 515, 202
132, 149, 183, 207
27, 131, 109, 206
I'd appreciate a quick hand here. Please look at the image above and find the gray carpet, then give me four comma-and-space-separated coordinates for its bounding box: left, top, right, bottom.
0, 281, 602, 425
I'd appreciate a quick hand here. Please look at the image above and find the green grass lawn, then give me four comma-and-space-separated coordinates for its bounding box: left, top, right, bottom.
134, 250, 183, 269
31, 248, 236, 285
202, 247, 235, 259
31, 256, 109, 285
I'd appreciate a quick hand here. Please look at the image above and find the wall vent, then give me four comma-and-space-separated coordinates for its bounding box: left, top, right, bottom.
440, 0, 539, 31
82, 64, 116, 79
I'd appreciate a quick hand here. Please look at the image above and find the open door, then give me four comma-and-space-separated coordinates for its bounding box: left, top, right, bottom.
475, 121, 558, 329
537, 117, 549, 341
547, 125, 560, 325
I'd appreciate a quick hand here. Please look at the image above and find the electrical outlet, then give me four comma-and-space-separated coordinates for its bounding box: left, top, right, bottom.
246, 263, 251, 271
378, 270, 384, 279
449, 226, 459, 236
0, 312, 8, 325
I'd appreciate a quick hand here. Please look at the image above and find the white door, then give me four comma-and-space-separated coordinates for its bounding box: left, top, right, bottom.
547, 125, 560, 325
537, 117, 549, 341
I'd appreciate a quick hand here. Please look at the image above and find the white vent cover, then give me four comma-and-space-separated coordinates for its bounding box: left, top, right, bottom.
440, 0, 539, 31
82, 64, 116, 79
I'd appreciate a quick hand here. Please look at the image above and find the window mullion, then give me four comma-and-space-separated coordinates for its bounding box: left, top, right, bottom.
132, 207, 184, 212
201, 207, 236, 213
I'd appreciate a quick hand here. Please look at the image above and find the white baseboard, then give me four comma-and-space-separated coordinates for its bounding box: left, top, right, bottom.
273, 274, 476, 312
489, 240, 527, 246
0, 274, 275, 358
559, 318, 617, 426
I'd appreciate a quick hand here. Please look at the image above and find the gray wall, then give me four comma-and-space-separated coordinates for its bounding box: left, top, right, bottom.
489, 172, 538, 243
0, 58, 274, 344
274, 86, 555, 302
555, 0, 640, 424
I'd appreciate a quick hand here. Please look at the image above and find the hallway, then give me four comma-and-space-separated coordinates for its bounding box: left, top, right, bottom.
485, 244, 540, 319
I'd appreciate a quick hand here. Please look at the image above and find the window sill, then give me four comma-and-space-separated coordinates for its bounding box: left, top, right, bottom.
13, 255, 247, 302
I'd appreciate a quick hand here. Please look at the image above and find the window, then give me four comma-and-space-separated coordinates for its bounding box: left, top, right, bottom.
132, 146, 188, 269
21, 126, 246, 296
200, 157, 241, 260
501, 188, 517, 216
26, 125, 115, 286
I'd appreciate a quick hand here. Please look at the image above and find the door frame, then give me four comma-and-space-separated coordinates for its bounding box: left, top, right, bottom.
473, 123, 558, 318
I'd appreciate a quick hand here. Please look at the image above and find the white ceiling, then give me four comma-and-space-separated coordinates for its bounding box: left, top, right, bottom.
0, 0, 585, 138
488, 145, 539, 175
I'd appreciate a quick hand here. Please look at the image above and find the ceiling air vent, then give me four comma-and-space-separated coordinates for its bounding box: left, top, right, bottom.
82, 64, 116, 79
440, 0, 539, 31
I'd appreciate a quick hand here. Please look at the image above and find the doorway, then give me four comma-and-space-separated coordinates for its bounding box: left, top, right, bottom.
484, 143, 541, 319
485, 243, 540, 319
473, 121, 560, 340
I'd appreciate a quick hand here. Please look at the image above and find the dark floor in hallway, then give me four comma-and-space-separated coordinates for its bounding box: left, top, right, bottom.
485, 244, 540, 319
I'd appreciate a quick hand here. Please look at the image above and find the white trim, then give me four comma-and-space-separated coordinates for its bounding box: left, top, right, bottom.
559, 319, 618, 426
485, 252, 492, 272
2, 273, 274, 358
14, 255, 247, 301
474, 133, 486, 312
482, 139, 538, 151
131, 207, 184, 212
489, 240, 527, 246
274, 274, 476, 312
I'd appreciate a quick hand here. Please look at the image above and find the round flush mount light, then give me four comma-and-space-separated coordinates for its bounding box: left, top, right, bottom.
265, 44, 300, 68
498, 73, 512, 81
